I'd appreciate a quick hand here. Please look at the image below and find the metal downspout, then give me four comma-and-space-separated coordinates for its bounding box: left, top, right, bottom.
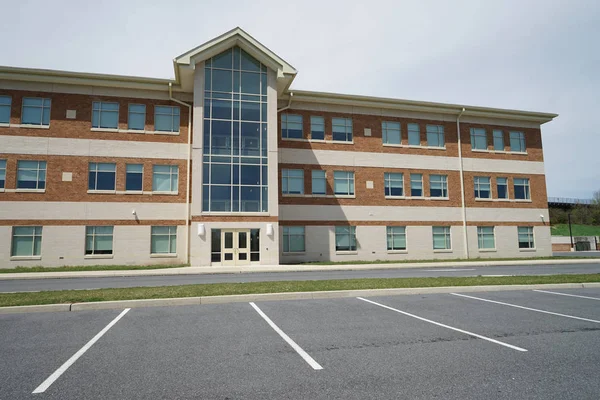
277, 92, 293, 112
456, 108, 468, 258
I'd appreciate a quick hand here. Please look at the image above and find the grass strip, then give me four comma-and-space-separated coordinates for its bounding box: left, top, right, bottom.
0, 264, 189, 274
551, 224, 600, 237
1, 274, 599, 308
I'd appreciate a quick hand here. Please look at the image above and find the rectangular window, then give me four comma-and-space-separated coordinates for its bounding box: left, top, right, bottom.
335, 226, 356, 251
514, 178, 530, 200
426, 125, 445, 148
493, 130, 504, 151
0, 159, 6, 189
310, 116, 324, 140
510, 131, 526, 152
386, 226, 406, 251
22, 97, 51, 126
211, 229, 221, 262
92, 101, 119, 129
477, 226, 495, 249
384, 172, 404, 197
429, 174, 448, 198
125, 164, 143, 191
282, 226, 305, 253
518, 226, 535, 249
333, 171, 355, 196
85, 226, 114, 255
382, 121, 401, 145
311, 170, 326, 195
332, 117, 353, 142
17, 160, 46, 190
474, 176, 491, 199
497, 177, 508, 199
151, 226, 177, 254
408, 123, 420, 146
0, 95, 11, 124
432, 226, 451, 250
281, 169, 304, 194
155, 105, 180, 132
128, 104, 146, 131
281, 114, 303, 139
470, 128, 487, 150
153, 165, 179, 193
410, 173, 423, 197
11, 226, 42, 257
88, 162, 116, 191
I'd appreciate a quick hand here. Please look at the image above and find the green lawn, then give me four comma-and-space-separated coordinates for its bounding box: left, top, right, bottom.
0, 264, 188, 274
1, 274, 599, 307
551, 224, 600, 237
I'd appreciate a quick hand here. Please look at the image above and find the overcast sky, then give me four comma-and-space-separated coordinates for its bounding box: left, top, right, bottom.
1, 0, 598, 198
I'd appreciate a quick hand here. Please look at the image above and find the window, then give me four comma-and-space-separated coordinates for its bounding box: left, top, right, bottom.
0, 95, 11, 124
0, 159, 6, 189
410, 173, 423, 197
92, 101, 119, 129
22, 97, 51, 126
85, 226, 114, 255
497, 177, 508, 199
281, 114, 303, 139
128, 104, 146, 130
382, 121, 401, 145
151, 226, 177, 254
335, 226, 356, 251
474, 176, 491, 199
384, 172, 403, 197
88, 163, 116, 191
153, 165, 179, 193
310, 116, 324, 140
282, 226, 305, 253
155, 105, 180, 132
125, 164, 143, 191
332, 117, 352, 142
477, 226, 495, 249
510, 131, 526, 152
408, 123, 420, 146
470, 128, 487, 150
493, 130, 504, 151
211, 229, 221, 262
432, 226, 451, 250
11, 226, 42, 257
311, 170, 326, 195
282, 169, 304, 195
429, 174, 448, 198
518, 226, 535, 249
17, 160, 46, 190
514, 178, 530, 200
386, 226, 406, 251
333, 171, 354, 195
426, 125, 444, 147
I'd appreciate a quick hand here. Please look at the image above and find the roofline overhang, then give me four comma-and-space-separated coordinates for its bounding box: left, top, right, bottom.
288, 90, 558, 124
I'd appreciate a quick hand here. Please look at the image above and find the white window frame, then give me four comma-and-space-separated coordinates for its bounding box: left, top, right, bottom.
11, 226, 42, 258
493, 130, 504, 151
125, 164, 144, 192
154, 105, 180, 133
386, 226, 407, 251
152, 165, 179, 194
497, 177, 508, 199
16, 160, 46, 191
477, 226, 496, 250
426, 125, 445, 148
514, 178, 531, 200
85, 226, 114, 256
0, 159, 5, 190
410, 173, 423, 197
0, 95, 11, 125
335, 226, 357, 252
432, 226, 451, 250
92, 101, 119, 129
382, 121, 401, 145
282, 169, 304, 195
474, 176, 491, 199
332, 117, 353, 143
281, 114, 303, 139
407, 123, 420, 146
470, 128, 487, 150
509, 131, 526, 152
151, 226, 177, 255
21, 97, 51, 126
311, 170, 326, 195
310, 116, 325, 140
282, 226, 306, 253
518, 226, 535, 249
128, 103, 146, 131
88, 162, 116, 192
333, 171, 355, 196
429, 174, 448, 198
384, 172, 404, 197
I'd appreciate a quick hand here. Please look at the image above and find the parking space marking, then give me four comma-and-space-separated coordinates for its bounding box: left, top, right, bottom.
357, 297, 527, 352
533, 290, 600, 301
249, 302, 323, 370
32, 308, 131, 394
451, 293, 600, 324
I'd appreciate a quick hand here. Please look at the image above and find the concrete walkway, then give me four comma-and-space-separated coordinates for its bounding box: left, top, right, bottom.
1, 258, 599, 280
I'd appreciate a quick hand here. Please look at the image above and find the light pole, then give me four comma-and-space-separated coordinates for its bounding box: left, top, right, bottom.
568, 213, 574, 251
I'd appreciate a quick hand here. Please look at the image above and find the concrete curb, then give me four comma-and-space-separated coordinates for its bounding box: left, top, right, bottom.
2, 282, 599, 314
1, 258, 600, 280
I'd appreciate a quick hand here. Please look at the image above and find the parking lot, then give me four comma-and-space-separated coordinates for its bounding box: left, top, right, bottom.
2, 288, 600, 399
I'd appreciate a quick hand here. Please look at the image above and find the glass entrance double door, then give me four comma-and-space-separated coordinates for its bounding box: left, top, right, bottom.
221, 229, 251, 266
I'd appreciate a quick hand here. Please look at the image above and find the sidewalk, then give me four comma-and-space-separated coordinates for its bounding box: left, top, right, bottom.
1, 258, 599, 280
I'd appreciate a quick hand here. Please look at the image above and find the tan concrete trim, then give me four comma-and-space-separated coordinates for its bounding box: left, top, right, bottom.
280, 220, 545, 227
191, 216, 278, 222
0, 220, 186, 226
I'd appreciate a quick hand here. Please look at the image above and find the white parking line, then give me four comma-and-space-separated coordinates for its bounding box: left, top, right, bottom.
32, 308, 130, 394
356, 297, 527, 352
249, 302, 323, 370
533, 290, 600, 301
424, 269, 476, 272
451, 293, 600, 324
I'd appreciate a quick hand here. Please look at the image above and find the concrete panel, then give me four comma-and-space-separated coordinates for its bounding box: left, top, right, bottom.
279, 205, 461, 222
467, 225, 552, 259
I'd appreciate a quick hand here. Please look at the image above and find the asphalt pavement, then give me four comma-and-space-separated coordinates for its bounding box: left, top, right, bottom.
1, 262, 600, 293
2, 287, 600, 399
